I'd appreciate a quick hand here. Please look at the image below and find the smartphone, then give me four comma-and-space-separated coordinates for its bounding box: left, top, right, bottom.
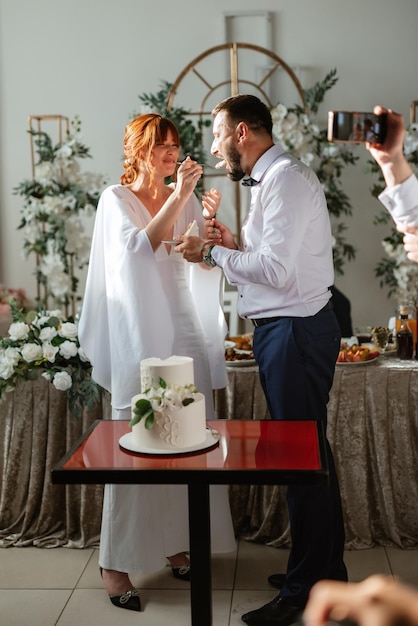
328, 111, 387, 144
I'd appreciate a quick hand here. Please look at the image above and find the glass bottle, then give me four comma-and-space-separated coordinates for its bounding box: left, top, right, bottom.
397, 305, 413, 360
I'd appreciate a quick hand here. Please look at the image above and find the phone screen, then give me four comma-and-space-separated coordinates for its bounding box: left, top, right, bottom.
328, 111, 387, 144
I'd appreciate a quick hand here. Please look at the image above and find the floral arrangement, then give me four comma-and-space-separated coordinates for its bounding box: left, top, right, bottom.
135, 71, 358, 275
0, 301, 99, 418
368, 123, 418, 301
13, 116, 107, 315
270, 69, 359, 275
130, 378, 198, 430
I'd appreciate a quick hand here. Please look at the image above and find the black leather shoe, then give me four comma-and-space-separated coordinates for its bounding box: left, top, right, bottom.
267, 573, 286, 589
99, 567, 142, 612
242, 596, 304, 626
109, 589, 142, 611
171, 565, 191, 581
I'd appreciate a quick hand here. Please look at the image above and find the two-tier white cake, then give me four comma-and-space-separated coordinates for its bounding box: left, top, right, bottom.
131, 356, 206, 450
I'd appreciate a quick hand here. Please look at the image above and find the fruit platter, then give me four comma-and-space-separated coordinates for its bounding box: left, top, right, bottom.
337, 342, 380, 365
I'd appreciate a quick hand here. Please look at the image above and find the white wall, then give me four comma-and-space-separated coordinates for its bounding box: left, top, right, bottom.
1, 0, 418, 328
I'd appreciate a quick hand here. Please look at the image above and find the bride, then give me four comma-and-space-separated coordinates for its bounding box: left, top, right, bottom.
78, 113, 235, 612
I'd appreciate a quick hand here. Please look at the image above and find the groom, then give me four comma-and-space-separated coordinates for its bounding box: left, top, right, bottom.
177, 93, 347, 626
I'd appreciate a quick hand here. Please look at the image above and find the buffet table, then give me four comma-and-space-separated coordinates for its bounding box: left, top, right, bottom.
1, 354, 417, 549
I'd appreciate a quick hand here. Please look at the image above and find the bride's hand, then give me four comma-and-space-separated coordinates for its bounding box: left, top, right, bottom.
176, 157, 203, 193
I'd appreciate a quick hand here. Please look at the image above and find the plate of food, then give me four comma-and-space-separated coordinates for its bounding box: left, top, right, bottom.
225, 346, 256, 367
226, 334, 253, 351
336, 343, 380, 366
336, 357, 379, 367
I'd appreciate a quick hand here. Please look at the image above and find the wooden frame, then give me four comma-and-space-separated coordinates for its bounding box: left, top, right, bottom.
410, 101, 418, 124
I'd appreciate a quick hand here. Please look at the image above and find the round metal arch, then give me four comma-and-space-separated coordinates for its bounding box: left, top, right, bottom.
167, 42, 305, 113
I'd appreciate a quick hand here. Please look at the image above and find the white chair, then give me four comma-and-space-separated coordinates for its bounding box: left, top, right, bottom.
223, 289, 239, 336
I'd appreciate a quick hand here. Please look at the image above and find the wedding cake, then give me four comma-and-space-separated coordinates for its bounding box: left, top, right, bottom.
130, 356, 207, 450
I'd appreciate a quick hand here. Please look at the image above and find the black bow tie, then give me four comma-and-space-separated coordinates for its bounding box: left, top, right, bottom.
242, 177, 258, 187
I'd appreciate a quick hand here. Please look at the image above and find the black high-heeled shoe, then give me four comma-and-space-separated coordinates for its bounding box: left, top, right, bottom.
171, 564, 191, 581
99, 567, 142, 611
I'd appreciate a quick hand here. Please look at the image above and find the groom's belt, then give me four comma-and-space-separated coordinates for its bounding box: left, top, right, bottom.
250, 301, 333, 327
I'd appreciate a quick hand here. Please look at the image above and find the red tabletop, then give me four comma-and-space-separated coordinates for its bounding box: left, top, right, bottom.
52, 419, 328, 486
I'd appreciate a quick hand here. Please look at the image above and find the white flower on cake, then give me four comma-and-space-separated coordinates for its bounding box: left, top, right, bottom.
129, 377, 198, 430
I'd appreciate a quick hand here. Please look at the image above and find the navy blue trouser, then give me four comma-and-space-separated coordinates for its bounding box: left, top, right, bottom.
252, 308, 347, 607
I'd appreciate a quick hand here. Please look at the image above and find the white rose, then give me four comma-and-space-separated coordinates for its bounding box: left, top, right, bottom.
33, 315, 51, 328
78, 346, 90, 362
21, 343, 43, 362
3, 346, 21, 366
0, 348, 22, 380
8, 322, 29, 341
0, 347, 20, 379
59, 340, 78, 359
149, 396, 165, 413
52, 371, 72, 391
42, 342, 59, 363
0, 361, 15, 379
39, 326, 58, 341
59, 322, 78, 340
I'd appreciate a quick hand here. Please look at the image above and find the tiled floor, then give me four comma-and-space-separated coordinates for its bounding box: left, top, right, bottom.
0, 541, 417, 626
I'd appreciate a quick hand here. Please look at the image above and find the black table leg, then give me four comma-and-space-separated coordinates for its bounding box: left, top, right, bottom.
188, 482, 212, 626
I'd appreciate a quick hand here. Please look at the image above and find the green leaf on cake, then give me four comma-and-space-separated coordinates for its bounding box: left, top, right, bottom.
129, 398, 155, 427
182, 398, 195, 407
145, 414, 155, 429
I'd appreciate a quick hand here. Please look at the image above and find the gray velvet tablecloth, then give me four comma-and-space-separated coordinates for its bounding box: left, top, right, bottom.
0, 379, 111, 548
1, 355, 417, 549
